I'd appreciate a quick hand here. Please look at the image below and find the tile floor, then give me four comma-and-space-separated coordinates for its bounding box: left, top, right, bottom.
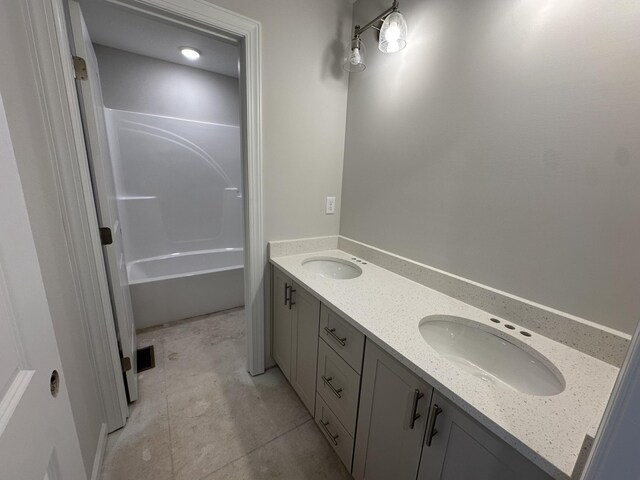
100, 308, 352, 480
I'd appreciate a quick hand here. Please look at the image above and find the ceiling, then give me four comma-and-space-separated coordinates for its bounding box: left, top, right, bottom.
79, 0, 240, 78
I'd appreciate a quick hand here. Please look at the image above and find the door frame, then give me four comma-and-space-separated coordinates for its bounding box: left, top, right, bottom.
107, 0, 266, 378
29, 0, 265, 430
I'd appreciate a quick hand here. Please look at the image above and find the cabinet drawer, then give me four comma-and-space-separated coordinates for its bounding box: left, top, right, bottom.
317, 339, 360, 435
320, 304, 365, 374
315, 393, 354, 472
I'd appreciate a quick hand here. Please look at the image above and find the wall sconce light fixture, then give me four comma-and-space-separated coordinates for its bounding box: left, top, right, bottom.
343, 0, 408, 72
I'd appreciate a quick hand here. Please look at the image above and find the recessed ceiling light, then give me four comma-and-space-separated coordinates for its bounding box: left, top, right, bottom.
179, 47, 201, 60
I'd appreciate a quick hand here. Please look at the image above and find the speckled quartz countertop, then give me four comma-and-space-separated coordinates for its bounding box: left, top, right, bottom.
270, 249, 619, 480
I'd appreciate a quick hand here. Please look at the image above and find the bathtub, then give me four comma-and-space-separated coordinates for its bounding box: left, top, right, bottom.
127, 248, 244, 329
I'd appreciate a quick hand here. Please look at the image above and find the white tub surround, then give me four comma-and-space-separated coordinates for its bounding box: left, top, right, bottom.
128, 248, 243, 284
129, 248, 243, 329
106, 109, 244, 264
104, 109, 246, 328
269, 241, 621, 479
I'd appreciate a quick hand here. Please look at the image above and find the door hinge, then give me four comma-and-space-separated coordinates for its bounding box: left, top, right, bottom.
72, 56, 88, 80
99, 227, 113, 245
121, 356, 132, 372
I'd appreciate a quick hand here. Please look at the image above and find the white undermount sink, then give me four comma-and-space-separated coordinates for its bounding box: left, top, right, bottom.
419, 315, 565, 396
302, 256, 362, 280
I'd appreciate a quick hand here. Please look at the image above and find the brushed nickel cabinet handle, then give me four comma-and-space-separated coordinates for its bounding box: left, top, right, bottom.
320, 419, 339, 446
284, 282, 290, 306
288, 287, 296, 310
324, 327, 347, 347
425, 403, 442, 446
409, 389, 424, 429
321, 375, 343, 398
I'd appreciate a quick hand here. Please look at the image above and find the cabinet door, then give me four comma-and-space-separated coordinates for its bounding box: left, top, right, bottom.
417, 391, 552, 480
353, 340, 434, 480
290, 282, 320, 413
272, 267, 293, 380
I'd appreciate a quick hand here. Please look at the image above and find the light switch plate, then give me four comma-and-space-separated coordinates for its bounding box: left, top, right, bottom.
326, 196, 336, 215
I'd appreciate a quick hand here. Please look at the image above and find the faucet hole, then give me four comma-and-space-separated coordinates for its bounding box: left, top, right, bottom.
505, 324, 516, 330
520, 331, 532, 337
490, 318, 500, 324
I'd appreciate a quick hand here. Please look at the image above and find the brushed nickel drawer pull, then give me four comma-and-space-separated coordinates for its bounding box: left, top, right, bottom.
321, 375, 343, 398
324, 327, 347, 347
320, 419, 339, 446
288, 287, 296, 310
425, 403, 443, 447
284, 282, 290, 306
409, 389, 424, 430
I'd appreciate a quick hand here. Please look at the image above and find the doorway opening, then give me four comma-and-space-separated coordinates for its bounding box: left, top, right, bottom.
63, 0, 265, 434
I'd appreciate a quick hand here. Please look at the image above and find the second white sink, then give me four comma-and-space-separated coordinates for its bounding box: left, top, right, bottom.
419, 315, 565, 396
302, 256, 362, 279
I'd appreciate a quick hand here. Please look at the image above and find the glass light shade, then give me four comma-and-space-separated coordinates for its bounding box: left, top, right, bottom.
379, 11, 407, 53
343, 36, 366, 72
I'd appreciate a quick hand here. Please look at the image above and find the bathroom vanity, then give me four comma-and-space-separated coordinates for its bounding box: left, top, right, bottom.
269, 238, 622, 480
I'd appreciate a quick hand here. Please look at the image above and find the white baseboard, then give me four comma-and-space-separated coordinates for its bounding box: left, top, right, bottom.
90, 423, 108, 480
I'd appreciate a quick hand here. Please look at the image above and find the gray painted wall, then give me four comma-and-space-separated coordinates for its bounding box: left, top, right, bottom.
94, 44, 240, 125
0, 1, 103, 476
341, 0, 640, 334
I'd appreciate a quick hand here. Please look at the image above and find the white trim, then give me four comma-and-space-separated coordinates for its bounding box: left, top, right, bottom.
109, 0, 265, 376
22, 0, 128, 431
90, 423, 108, 480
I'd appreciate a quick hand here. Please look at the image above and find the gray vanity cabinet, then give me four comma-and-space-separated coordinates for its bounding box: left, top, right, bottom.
271, 266, 320, 413
416, 391, 552, 480
272, 264, 553, 479
272, 267, 293, 380
352, 339, 434, 480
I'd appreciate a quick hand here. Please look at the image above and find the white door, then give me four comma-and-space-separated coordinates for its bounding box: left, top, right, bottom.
67, 0, 138, 402
0, 94, 86, 479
